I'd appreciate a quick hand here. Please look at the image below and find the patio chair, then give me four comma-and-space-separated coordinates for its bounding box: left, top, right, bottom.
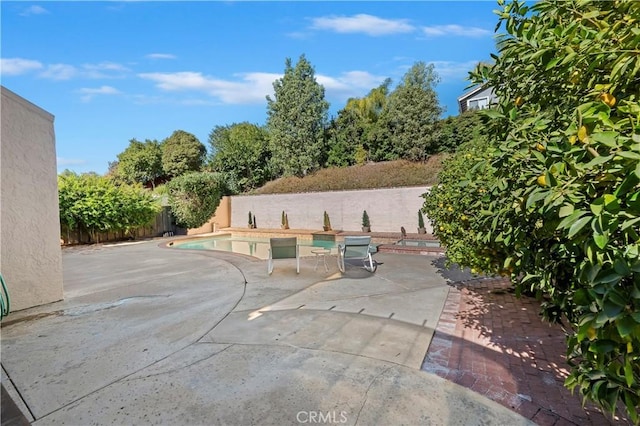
267, 237, 299, 275
337, 236, 377, 273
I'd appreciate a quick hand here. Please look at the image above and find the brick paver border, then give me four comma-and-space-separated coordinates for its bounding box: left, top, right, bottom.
422, 277, 629, 425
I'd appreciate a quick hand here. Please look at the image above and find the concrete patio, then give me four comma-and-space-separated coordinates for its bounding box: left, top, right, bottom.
1, 238, 532, 425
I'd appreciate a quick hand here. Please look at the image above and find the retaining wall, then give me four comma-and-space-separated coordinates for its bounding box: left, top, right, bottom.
230, 187, 432, 233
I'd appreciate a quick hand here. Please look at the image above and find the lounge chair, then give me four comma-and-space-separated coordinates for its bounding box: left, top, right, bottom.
268, 237, 299, 274
337, 236, 377, 273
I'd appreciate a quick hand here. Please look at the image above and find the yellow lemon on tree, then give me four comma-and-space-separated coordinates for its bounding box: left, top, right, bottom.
535, 143, 546, 152
447, 206, 454, 212
568, 135, 577, 145
514, 96, 524, 107
599, 92, 616, 108
578, 125, 588, 143
537, 174, 547, 186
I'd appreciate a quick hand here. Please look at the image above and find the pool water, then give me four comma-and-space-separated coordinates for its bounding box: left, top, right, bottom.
174, 235, 337, 260
394, 239, 440, 248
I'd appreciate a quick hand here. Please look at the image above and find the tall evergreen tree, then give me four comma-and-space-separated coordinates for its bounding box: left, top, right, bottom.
266, 55, 329, 177
378, 62, 442, 161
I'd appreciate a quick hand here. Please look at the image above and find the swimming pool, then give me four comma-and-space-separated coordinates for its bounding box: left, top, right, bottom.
394, 239, 441, 248
173, 235, 337, 260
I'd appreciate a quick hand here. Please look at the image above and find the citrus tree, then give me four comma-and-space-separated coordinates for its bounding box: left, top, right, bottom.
424, 0, 640, 420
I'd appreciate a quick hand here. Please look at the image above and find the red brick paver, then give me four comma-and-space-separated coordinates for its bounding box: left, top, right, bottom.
422, 277, 630, 425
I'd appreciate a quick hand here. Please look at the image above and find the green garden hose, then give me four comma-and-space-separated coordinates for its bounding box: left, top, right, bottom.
0, 273, 10, 320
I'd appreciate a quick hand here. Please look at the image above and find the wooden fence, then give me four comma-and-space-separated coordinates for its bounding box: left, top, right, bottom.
60, 207, 175, 245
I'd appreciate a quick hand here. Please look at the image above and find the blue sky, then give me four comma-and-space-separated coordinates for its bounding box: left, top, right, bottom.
1, 1, 500, 175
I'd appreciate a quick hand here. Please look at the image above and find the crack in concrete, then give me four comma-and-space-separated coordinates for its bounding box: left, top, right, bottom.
122, 344, 234, 382
354, 366, 392, 425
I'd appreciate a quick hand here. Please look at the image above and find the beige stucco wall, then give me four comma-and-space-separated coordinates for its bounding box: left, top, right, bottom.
0, 86, 64, 311
187, 196, 231, 235
230, 187, 432, 233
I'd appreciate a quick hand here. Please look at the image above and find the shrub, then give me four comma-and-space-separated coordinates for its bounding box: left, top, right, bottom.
362, 210, 370, 228
58, 172, 159, 243
425, 0, 640, 420
166, 172, 225, 229
323, 211, 332, 230
252, 158, 444, 195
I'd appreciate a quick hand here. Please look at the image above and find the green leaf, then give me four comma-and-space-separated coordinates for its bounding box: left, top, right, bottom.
594, 232, 608, 249
617, 316, 637, 339
557, 209, 586, 229
617, 151, 640, 160
595, 270, 623, 284
614, 258, 631, 276
624, 392, 639, 424
590, 197, 604, 216
481, 109, 504, 119
604, 300, 624, 319
591, 131, 619, 147
584, 155, 614, 168
567, 215, 592, 238
559, 204, 574, 218
526, 190, 549, 209
624, 359, 635, 387
589, 340, 616, 354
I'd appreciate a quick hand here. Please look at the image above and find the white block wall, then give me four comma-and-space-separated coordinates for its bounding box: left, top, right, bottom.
231, 186, 432, 233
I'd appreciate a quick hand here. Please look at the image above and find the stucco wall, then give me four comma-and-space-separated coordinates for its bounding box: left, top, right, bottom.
230, 187, 432, 233
187, 196, 231, 235
0, 86, 64, 311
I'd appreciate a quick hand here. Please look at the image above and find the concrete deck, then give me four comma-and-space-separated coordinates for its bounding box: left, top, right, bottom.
1, 239, 532, 425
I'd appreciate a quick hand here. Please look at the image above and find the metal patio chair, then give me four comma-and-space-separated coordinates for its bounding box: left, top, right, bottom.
267, 237, 299, 275
337, 236, 377, 273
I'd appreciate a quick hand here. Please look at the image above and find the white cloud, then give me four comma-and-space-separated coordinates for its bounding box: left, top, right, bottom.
20, 5, 49, 16
82, 62, 131, 78
36, 61, 130, 80
146, 53, 177, 60
317, 71, 387, 100
40, 64, 78, 80
311, 14, 414, 36
422, 24, 491, 37
139, 70, 389, 104
0, 58, 43, 75
429, 60, 480, 81
78, 85, 121, 102
138, 71, 281, 104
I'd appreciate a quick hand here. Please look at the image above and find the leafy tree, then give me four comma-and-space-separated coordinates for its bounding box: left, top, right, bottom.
374, 62, 442, 161
266, 55, 329, 177
58, 172, 159, 243
325, 110, 364, 167
327, 79, 393, 166
208, 122, 271, 192
161, 130, 206, 178
115, 138, 164, 188
166, 171, 225, 229
436, 110, 488, 153
425, 0, 640, 421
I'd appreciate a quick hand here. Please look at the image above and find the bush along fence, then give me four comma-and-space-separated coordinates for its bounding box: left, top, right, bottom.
61, 207, 174, 245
